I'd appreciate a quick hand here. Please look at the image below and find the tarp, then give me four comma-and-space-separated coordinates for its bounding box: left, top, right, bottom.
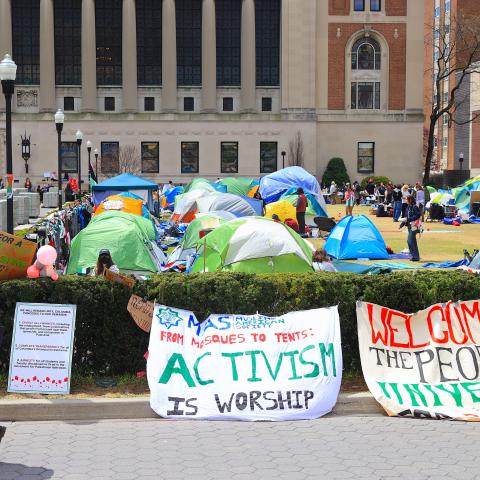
161, 186, 184, 210
218, 178, 259, 197
95, 194, 146, 218
191, 217, 314, 273
66, 210, 158, 274
324, 215, 388, 260
148, 305, 342, 421
259, 167, 321, 204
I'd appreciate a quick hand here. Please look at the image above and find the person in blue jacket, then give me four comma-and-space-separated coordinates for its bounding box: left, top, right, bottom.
402, 195, 421, 262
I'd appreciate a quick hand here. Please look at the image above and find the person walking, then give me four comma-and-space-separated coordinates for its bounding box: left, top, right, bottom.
403, 195, 421, 262
295, 187, 308, 235
344, 184, 355, 216
392, 185, 402, 221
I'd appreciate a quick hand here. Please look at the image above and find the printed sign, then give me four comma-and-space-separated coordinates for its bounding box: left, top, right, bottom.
127, 295, 154, 332
104, 269, 136, 289
147, 305, 342, 421
0, 231, 37, 280
357, 300, 480, 421
8, 303, 76, 394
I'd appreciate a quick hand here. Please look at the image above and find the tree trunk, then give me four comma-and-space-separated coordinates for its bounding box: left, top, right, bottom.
423, 116, 437, 185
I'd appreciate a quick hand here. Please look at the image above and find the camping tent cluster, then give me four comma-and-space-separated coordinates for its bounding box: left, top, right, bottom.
430, 175, 480, 217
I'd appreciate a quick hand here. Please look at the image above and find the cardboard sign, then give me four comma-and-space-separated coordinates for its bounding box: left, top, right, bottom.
127, 295, 154, 332
0, 231, 37, 280
8, 303, 76, 395
357, 300, 480, 421
104, 268, 136, 289
147, 305, 342, 421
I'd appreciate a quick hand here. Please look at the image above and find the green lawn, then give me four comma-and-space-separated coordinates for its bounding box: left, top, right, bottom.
309, 204, 480, 264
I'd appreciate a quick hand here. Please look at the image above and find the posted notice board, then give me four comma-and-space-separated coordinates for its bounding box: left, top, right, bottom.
8, 303, 76, 394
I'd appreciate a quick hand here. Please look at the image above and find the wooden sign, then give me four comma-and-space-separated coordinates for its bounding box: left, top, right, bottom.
0, 231, 37, 281
104, 268, 136, 289
127, 295, 154, 332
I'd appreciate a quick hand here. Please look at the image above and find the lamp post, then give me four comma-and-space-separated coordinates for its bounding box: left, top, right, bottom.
281, 150, 286, 170
86, 140, 92, 192
94, 148, 99, 180
0, 54, 17, 234
459, 152, 464, 171
54, 109, 65, 210
76, 130, 83, 196
21, 132, 31, 174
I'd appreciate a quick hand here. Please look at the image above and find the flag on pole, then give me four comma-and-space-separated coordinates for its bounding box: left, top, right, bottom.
89, 157, 97, 185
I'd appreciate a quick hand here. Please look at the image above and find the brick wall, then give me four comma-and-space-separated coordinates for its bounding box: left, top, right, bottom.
328, 23, 407, 110
385, 0, 407, 16
329, 0, 350, 15
472, 113, 480, 168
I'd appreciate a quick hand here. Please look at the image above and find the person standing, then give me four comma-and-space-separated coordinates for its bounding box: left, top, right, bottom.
392, 185, 402, 221
401, 184, 409, 218
329, 181, 337, 205
404, 195, 421, 262
295, 187, 308, 235
344, 184, 355, 216
24, 177, 32, 192
415, 184, 425, 220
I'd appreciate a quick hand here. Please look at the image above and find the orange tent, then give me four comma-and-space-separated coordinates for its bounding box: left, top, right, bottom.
95, 195, 143, 217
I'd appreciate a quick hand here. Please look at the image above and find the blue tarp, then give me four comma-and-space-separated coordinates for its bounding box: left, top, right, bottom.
422, 259, 468, 269
163, 186, 185, 210
325, 215, 389, 260
241, 196, 264, 216
259, 167, 321, 204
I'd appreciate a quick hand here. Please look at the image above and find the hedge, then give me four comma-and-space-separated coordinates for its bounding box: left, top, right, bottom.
1, 271, 480, 376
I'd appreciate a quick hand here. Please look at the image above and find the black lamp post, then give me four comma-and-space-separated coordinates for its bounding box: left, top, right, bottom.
86, 140, 92, 191
281, 150, 286, 170
76, 130, 83, 196
55, 109, 65, 210
94, 148, 99, 180
21, 132, 31, 174
459, 152, 464, 171
0, 54, 17, 234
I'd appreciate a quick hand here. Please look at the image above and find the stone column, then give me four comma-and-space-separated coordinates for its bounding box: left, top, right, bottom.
39, 0, 56, 112
82, 0, 97, 112
240, 0, 256, 112
122, 0, 137, 112
162, 0, 177, 112
201, 0, 216, 112
0, 0, 12, 111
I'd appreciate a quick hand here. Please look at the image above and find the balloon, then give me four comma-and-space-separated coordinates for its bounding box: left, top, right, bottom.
36, 245, 57, 265
27, 265, 40, 279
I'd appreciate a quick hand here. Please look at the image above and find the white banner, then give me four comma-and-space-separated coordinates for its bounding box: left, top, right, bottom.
8, 303, 76, 395
357, 300, 480, 421
147, 305, 342, 421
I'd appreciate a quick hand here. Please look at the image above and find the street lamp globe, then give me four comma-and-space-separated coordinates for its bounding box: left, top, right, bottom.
94, 148, 99, 156
54, 109, 65, 126
0, 54, 17, 81
76, 130, 83, 142
86, 140, 92, 149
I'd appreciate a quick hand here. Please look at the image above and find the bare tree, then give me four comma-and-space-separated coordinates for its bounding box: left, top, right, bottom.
103, 145, 142, 178
288, 131, 305, 167
424, 13, 480, 184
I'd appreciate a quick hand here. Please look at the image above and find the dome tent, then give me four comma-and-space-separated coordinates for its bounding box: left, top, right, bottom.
218, 177, 259, 197
198, 192, 259, 217
324, 215, 388, 260
191, 217, 314, 273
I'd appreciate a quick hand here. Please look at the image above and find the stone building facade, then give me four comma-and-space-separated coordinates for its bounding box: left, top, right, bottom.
0, 0, 424, 187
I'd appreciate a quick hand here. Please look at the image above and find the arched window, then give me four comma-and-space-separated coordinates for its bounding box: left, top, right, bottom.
350, 36, 383, 110
351, 38, 381, 70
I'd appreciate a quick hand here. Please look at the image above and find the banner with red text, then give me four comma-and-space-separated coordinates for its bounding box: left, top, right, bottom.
147, 305, 342, 421
357, 300, 480, 421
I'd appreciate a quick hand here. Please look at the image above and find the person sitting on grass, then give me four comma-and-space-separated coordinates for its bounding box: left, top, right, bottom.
312, 248, 337, 272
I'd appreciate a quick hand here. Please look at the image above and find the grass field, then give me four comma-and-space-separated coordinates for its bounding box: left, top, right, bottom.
309, 204, 480, 264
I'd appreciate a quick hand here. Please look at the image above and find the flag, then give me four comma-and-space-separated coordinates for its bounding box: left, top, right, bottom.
89, 157, 97, 185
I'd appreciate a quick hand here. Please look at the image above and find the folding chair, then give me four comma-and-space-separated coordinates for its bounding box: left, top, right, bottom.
314, 217, 337, 238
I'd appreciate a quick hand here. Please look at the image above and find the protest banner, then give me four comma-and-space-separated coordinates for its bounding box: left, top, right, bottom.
8, 303, 76, 395
357, 300, 480, 421
127, 295, 154, 332
0, 231, 37, 280
147, 305, 342, 421
104, 268, 136, 289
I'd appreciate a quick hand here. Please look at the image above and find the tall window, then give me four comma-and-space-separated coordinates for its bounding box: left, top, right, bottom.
12, 0, 40, 85
141, 142, 159, 173
357, 142, 375, 174
181, 142, 200, 173
260, 142, 278, 174
54, 0, 82, 86
354, 0, 365, 11
221, 142, 239, 174
351, 37, 382, 110
176, 0, 202, 86
370, 0, 381, 11
216, 0, 241, 86
136, 0, 162, 86
101, 141, 120, 174
96, 0, 122, 85
255, 0, 280, 86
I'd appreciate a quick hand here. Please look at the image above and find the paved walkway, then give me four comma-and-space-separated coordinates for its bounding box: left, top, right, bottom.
1, 415, 479, 479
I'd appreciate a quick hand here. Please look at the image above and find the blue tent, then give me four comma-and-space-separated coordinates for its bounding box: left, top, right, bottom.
92, 173, 158, 209
163, 186, 185, 211
259, 167, 321, 204
324, 215, 388, 260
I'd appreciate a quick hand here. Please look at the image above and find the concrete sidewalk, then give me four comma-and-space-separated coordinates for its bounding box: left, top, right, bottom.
0, 391, 383, 422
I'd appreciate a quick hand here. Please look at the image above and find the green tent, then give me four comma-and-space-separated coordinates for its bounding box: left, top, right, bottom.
218, 177, 258, 197
67, 210, 158, 274
191, 217, 313, 273
182, 212, 236, 250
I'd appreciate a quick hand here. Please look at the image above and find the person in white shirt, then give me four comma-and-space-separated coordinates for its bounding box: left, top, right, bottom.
415, 184, 425, 220
312, 248, 337, 272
